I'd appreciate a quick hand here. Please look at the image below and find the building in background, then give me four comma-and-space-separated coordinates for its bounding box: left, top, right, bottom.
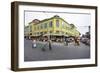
24, 25, 29, 39
24, 15, 80, 42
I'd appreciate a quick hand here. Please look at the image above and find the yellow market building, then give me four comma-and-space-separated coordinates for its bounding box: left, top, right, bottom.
24, 15, 80, 41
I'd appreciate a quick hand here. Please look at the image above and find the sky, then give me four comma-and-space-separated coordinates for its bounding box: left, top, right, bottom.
24, 10, 91, 35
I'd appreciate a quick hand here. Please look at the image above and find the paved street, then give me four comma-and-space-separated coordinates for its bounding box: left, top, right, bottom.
24, 39, 90, 61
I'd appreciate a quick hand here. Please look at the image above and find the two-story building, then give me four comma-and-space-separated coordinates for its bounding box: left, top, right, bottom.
24, 15, 80, 41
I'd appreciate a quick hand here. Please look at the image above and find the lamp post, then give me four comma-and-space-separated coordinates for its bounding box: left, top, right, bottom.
48, 30, 52, 50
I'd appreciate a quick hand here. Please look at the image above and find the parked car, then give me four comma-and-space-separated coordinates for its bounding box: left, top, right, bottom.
85, 39, 90, 45
81, 37, 90, 46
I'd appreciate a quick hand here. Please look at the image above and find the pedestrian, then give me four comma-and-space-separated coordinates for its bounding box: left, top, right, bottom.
77, 37, 80, 45
65, 37, 68, 46
74, 37, 80, 46
48, 39, 52, 50
32, 39, 36, 48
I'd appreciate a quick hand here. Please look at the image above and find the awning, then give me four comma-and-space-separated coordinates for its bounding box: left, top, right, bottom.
43, 33, 69, 37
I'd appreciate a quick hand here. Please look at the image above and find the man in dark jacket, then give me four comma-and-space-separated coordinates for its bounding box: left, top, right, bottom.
65, 37, 68, 46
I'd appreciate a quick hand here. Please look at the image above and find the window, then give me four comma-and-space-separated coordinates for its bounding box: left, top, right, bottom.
34, 26, 36, 30
41, 24, 43, 29
49, 21, 52, 27
37, 26, 39, 30
44, 23, 47, 28
37, 32, 39, 35
56, 20, 59, 27
36, 26, 37, 30
35, 26, 38, 30
62, 22, 65, 28
30, 26, 32, 32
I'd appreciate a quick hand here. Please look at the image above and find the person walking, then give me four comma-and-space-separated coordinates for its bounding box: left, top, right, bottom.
48, 39, 52, 50
77, 37, 80, 45
32, 39, 37, 48
65, 37, 68, 46
41, 39, 52, 51
74, 37, 80, 46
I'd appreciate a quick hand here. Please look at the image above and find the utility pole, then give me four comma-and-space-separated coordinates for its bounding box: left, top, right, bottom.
89, 26, 90, 33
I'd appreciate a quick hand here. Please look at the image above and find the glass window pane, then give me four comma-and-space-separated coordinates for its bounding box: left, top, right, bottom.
56, 20, 59, 27
49, 21, 52, 27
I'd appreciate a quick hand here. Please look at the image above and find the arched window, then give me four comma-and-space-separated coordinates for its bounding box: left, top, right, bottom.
41, 24, 43, 29
56, 20, 59, 27
44, 23, 47, 28
49, 21, 52, 27
30, 26, 32, 32
62, 21, 65, 28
